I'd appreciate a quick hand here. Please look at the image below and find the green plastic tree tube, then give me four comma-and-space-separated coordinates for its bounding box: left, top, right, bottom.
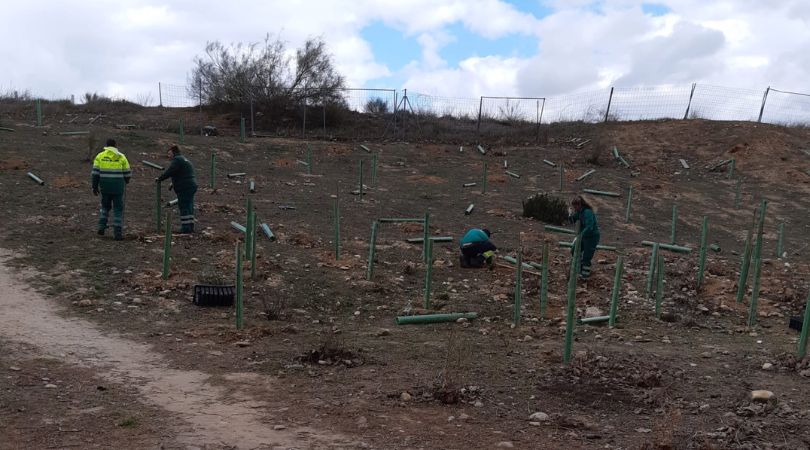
609, 255, 624, 327
179, 119, 184, 144
736, 228, 753, 303
540, 243, 549, 320
580, 316, 610, 325
641, 241, 692, 253
655, 252, 665, 319
155, 181, 162, 232
27, 172, 45, 186
250, 211, 257, 280
366, 220, 378, 280
646, 243, 659, 298
559, 164, 564, 191
625, 186, 633, 222
245, 198, 253, 260
423, 238, 434, 309
371, 152, 378, 185
210, 152, 216, 189
697, 216, 709, 289
513, 250, 523, 326
358, 159, 364, 200
576, 169, 596, 181
306, 145, 313, 175
728, 158, 735, 179
422, 211, 430, 263
563, 235, 582, 364
378, 218, 425, 223
235, 241, 244, 329
407, 236, 453, 243
501, 255, 536, 270
162, 210, 171, 280
143, 160, 164, 170
583, 189, 620, 197
35, 99, 42, 127
748, 200, 768, 326
333, 196, 340, 260
396, 312, 477, 325
239, 117, 246, 143
545, 225, 576, 235
798, 290, 810, 358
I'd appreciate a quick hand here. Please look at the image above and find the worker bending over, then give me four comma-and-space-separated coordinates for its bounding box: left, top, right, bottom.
568, 195, 600, 279
459, 228, 496, 269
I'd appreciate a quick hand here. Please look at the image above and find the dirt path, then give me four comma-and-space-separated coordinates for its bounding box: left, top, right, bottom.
0, 250, 352, 449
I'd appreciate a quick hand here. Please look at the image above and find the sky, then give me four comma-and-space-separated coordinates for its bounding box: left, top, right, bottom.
1, 0, 809, 104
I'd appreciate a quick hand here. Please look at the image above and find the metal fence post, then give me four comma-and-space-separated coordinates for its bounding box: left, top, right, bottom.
250, 96, 255, 137
683, 82, 696, 119
158, 82, 163, 107
604, 87, 614, 122
476, 96, 483, 134
757, 86, 770, 122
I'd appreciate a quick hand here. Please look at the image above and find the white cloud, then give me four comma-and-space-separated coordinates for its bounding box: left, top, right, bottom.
0, 0, 808, 104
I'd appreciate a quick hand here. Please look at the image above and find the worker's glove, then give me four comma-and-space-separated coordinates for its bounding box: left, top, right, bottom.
92, 188, 99, 196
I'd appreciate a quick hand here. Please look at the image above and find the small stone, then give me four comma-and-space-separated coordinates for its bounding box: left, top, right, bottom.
273, 425, 286, 430
456, 317, 468, 323
762, 363, 774, 371
474, 400, 484, 408
700, 352, 712, 358
799, 369, 810, 378
44, 384, 57, 389
78, 299, 92, 307
234, 341, 251, 347
529, 421, 541, 426
699, 404, 710, 412
376, 329, 391, 337
190, 257, 199, 263
529, 412, 550, 422
635, 428, 652, 433
400, 392, 412, 401
458, 413, 470, 420
9, 366, 21, 371
496, 442, 514, 448
585, 306, 604, 318
751, 390, 775, 402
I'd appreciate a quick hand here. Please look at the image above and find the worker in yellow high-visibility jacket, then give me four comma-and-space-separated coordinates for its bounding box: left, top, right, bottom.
91, 139, 131, 240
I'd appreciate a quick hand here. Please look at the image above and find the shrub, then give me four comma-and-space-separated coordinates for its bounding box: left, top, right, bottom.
522, 193, 569, 224
363, 97, 389, 114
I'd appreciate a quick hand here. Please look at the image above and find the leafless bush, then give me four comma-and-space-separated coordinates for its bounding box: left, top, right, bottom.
363, 97, 389, 114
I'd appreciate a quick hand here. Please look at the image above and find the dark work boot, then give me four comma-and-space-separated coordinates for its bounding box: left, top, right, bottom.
97, 228, 105, 236
113, 227, 124, 241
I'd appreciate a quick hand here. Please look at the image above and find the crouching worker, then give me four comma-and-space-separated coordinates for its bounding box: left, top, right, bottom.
459, 228, 496, 269
568, 195, 600, 279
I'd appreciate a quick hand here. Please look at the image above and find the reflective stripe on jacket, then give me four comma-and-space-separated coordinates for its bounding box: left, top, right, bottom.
92, 147, 131, 194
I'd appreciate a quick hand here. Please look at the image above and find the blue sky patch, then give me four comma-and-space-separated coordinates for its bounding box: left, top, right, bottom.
360, 21, 421, 71
441, 23, 538, 66
641, 3, 670, 16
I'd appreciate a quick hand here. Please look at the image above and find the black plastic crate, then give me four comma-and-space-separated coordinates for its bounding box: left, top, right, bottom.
789, 316, 804, 332
193, 284, 235, 307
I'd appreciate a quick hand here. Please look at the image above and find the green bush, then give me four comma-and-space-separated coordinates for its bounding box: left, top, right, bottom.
522, 193, 569, 224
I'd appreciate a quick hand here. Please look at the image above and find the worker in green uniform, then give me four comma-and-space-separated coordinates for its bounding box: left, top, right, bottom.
92, 138, 131, 240
459, 228, 497, 269
156, 145, 198, 233
568, 195, 600, 279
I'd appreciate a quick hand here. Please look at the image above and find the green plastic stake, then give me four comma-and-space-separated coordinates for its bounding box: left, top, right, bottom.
641, 241, 692, 253
734, 178, 742, 209
359, 159, 364, 200
306, 145, 313, 175
625, 186, 633, 222
540, 243, 549, 320
513, 249, 523, 326
798, 290, 810, 358
423, 237, 434, 309
559, 164, 564, 191
736, 229, 754, 303
155, 181, 162, 233
179, 119, 185, 144
482, 161, 488, 193
161, 211, 171, 280
609, 255, 623, 327
697, 216, 709, 289
245, 198, 253, 260
544, 225, 576, 235
35, 99, 42, 127
563, 233, 582, 364
366, 220, 378, 280
250, 211, 257, 280
27, 172, 45, 186
422, 211, 430, 263
235, 241, 244, 330
396, 312, 477, 325
728, 158, 735, 179
576, 169, 596, 181
209, 152, 216, 189
655, 252, 664, 319
239, 117, 246, 143
670, 203, 677, 245
776, 222, 784, 258
583, 189, 620, 197
748, 200, 768, 326
646, 243, 659, 298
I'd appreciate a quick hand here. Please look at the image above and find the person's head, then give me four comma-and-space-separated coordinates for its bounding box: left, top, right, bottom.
167, 145, 180, 159
105, 138, 116, 148
571, 195, 592, 212
482, 228, 492, 237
